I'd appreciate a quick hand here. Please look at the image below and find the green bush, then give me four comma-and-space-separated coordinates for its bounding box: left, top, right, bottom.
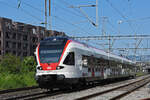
22, 56, 36, 73
0, 54, 22, 74
0, 54, 37, 90
22, 72, 37, 87
0, 74, 25, 90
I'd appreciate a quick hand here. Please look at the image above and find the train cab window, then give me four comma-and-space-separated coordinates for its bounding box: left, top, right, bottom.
63, 52, 75, 65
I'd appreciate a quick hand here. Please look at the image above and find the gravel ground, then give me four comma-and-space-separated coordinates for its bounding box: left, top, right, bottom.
0, 88, 46, 100
39, 75, 150, 100
90, 82, 150, 100
121, 83, 150, 100
39, 86, 114, 100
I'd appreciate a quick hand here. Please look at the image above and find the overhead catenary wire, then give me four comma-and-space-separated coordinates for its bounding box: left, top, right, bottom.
21, 0, 43, 13
60, 0, 83, 15
58, 0, 99, 35
49, 0, 97, 36
53, 15, 93, 36
20, 0, 94, 35
0, 1, 43, 22
2, 0, 148, 36
107, 19, 118, 33
51, 2, 96, 36
125, 17, 150, 22
105, 0, 128, 22
105, 0, 135, 34
60, 0, 98, 27
53, 2, 85, 18
22, 0, 86, 19
0, 0, 93, 36
127, 0, 133, 17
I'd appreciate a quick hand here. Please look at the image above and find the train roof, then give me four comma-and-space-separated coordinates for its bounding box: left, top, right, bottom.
41, 36, 69, 42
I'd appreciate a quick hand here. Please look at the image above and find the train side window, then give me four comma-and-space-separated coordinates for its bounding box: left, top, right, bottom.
82, 55, 88, 67
63, 52, 75, 65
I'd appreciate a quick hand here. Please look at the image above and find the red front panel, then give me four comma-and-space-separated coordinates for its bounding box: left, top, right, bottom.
40, 63, 58, 70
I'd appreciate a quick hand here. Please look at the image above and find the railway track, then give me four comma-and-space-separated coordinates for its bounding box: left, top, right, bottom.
7, 90, 62, 100
75, 75, 150, 100
0, 85, 92, 100
0, 76, 125, 100
0, 86, 61, 100
0, 86, 39, 94
0, 80, 123, 99
0, 86, 93, 100
0, 75, 149, 100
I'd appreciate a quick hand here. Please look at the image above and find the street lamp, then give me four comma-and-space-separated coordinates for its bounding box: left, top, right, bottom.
118, 20, 123, 35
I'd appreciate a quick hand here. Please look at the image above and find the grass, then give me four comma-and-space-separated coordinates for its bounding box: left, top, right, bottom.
0, 55, 37, 90
136, 71, 147, 77
0, 72, 37, 90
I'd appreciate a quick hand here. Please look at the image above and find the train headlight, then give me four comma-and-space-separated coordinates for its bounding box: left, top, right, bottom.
56, 66, 64, 70
37, 66, 43, 70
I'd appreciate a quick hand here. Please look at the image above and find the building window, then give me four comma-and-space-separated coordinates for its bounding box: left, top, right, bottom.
0, 31, 1, 38
32, 37, 38, 43
23, 52, 27, 56
17, 34, 21, 40
17, 51, 22, 56
30, 52, 34, 56
63, 52, 75, 65
0, 41, 1, 48
23, 43, 28, 50
5, 32, 10, 39
33, 45, 36, 50
12, 42, 16, 48
6, 50, 11, 54
13, 51, 16, 55
12, 33, 16, 39
6, 41, 10, 48
17, 43, 21, 49
18, 26, 24, 31
23, 35, 28, 41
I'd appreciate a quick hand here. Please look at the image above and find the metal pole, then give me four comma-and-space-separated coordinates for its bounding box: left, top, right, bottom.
102, 17, 107, 36
96, 0, 98, 27
45, 0, 47, 29
49, 0, 52, 32
108, 35, 111, 53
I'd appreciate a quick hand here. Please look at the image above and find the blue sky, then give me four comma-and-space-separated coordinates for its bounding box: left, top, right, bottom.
0, 0, 150, 36
0, 0, 150, 56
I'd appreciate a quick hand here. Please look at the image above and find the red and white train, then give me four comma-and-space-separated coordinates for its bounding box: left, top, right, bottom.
35, 36, 136, 89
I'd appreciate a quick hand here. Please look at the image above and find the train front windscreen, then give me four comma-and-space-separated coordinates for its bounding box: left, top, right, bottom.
39, 37, 68, 63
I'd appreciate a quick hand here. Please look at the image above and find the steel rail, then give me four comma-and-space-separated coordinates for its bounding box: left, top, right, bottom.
75, 76, 150, 100
1, 76, 149, 100
5, 90, 62, 100
141, 98, 150, 100
0, 86, 39, 94
8, 79, 128, 100
110, 78, 150, 100
5, 86, 94, 100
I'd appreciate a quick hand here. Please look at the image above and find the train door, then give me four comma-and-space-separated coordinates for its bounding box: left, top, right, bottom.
75, 50, 82, 70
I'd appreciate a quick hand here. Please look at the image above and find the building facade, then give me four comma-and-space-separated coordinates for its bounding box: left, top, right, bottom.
0, 17, 65, 58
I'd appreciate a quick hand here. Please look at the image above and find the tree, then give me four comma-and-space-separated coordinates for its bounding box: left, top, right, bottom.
22, 56, 36, 72
0, 54, 22, 74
